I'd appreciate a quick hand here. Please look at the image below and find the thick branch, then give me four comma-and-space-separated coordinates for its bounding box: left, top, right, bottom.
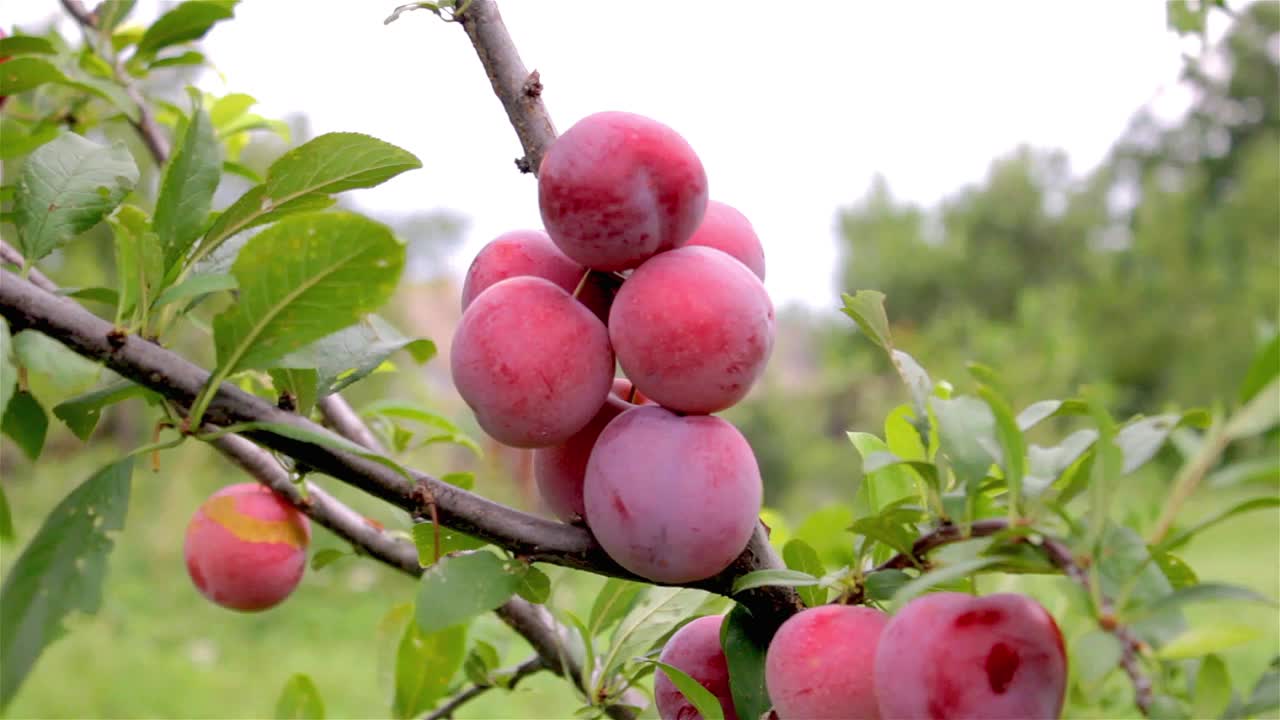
454, 0, 557, 173
0, 270, 799, 623
422, 655, 545, 720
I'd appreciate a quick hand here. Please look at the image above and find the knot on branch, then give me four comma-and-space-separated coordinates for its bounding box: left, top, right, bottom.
106, 326, 128, 351
522, 70, 543, 98
514, 156, 533, 173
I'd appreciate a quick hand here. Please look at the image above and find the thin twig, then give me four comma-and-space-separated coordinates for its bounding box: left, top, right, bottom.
0, 240, 57, 293
874, 519, 1013, 572
422, 656, 545, 720
318, 394, 388, 454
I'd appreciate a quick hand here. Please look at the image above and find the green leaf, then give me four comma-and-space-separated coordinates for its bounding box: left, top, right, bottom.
782, 539, 826, 607
720, 604, 772, 720
1018, 399, 1066, 431
309, 549, 347, 571
2, 391, 48, 461
109, 205, 162, 321
1152, 551, 1199, 590
1224, 378, 1279, 441
978, 384, 1025, 508
0, 319, 14, 421
1129, 583, 1277, 621
268, 367, 318, 417
197, 133, 421, 260
1070, 630, 1122, 687
884, 404, 927, 461
53, 379, 155, 441
0, 459, 133, 710
1157, 497, 1280, 553
1239, 334, 1279, 404
1116, 414, 1181, 474
275, 315, 435, 397
1207, 457, 1280, 487
210, 93, 257, 128
97, 0, 138, 32
1026, 430, 1097, 497
1157, 623, 1259, 660
794, 504, 856, 568
841, 290, 892, 351
136, 1, 236, 58
891, 349, 933, 424
154, 101, 222, 271
640, 660, 725, 720
933, 395, 997, 493
462, 640, 500, 687
149, 51, 205, 69
0, 57, 67, 95
274, 673, 324, 719
13, 331, 102, 396
393, 621, 466, 719
731, 569, 820, 595
0, 36, 58, 56
1192, 654, 1231, 720
850, 433, 919, 514
410, 522, 485, 568
601, 587, 709, 681
60, 287, 120, 306
14, 133, 139, 263
889, 557, 1002, 610
589, 579, 647, 638
864, 569, 911, 601
152, 272, 237, 309
514, 565, 551, 604
414, 551, 522, 634
0, 118, 61, 160
0, 486, 14, 543
1237, 657, 1280, 718
212, 212, 404, 375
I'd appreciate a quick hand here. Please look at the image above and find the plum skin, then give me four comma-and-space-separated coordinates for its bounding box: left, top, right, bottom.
460, 228, 611, 321
450, 276, 615, 448
686, 200, 766, 280
874, 592, 1068, 720
183, 483, 311, 612
533, 379, 645, 523
538, 111, 708, 271
609, 246, 775, 414
582, 406, 762, 583
764, 604, 888, 720
655, 615, 740, 720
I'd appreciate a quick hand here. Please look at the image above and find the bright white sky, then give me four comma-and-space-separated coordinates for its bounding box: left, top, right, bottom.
14, 1, 1198, 309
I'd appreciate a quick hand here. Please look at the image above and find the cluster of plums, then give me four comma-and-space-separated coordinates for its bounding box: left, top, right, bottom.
451, 111, 774, 583
658, 592, 1068, 720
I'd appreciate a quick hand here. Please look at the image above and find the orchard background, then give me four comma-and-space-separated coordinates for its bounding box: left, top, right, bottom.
0, 1, 1278, 719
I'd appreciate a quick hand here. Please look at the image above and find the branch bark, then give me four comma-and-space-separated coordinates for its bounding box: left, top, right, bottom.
454, 0, 557, 173
422, 655, 545, 720
0, 270, 799, 623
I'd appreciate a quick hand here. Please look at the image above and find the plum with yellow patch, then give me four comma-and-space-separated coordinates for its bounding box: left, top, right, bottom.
184, 483, 311, 612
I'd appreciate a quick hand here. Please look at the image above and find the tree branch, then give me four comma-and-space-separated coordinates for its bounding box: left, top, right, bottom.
0, 270, 800, 624
0, 240, 57, 293
318, 394, 388, 454
454, 0, 557, 173
422, 655, 545, 720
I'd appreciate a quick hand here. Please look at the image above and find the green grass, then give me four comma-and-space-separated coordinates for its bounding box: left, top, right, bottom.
1, 439, 1276, 719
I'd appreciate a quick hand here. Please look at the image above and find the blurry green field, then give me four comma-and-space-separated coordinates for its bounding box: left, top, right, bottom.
1, 439, 1276, 719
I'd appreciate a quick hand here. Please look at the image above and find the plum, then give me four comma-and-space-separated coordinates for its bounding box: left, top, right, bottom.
765, 604, 888, 720
655, 615, 739, 720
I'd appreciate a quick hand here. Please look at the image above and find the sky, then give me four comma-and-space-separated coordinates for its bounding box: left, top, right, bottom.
12, 1, 1200, 309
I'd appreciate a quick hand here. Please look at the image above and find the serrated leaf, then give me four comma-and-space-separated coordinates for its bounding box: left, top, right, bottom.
641, 660, 725, 720
601, 587, 709, 682
155, 101, 222, 271
0, 319, 14, 420
1129, 583, 1276, 621
1157, 497, 1280, 553
275, 315, 435, 397
841, 290, 891, 351
410, 522, 485, 568
1239, 334, 1279, 404
212, 212, 404, 374
0, 57, 67, 95
414, 552, 522, 634
782, 539, 826, 607
14, 133, 139, 263
1193, 654, 1231, 720
53, 379, 155, 441
933, 395, 997, 494
13, 331, 102, 396
309, 548, 347, 571
1157, 623, 1259, 660
720, 604, 771, 720
514, 565, 551, 604
0, 459, 133, 710
197, 133, 420, 259
152, 272, 237, 309
274, 673, 324, 719
731, 569, 820, 595
0, 36, 58, 56
2, 391, 47, 461
889, 557, 1001, 610
393, 621, 466, 719
136, 1, 235, 58
589, 579, 647, 639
